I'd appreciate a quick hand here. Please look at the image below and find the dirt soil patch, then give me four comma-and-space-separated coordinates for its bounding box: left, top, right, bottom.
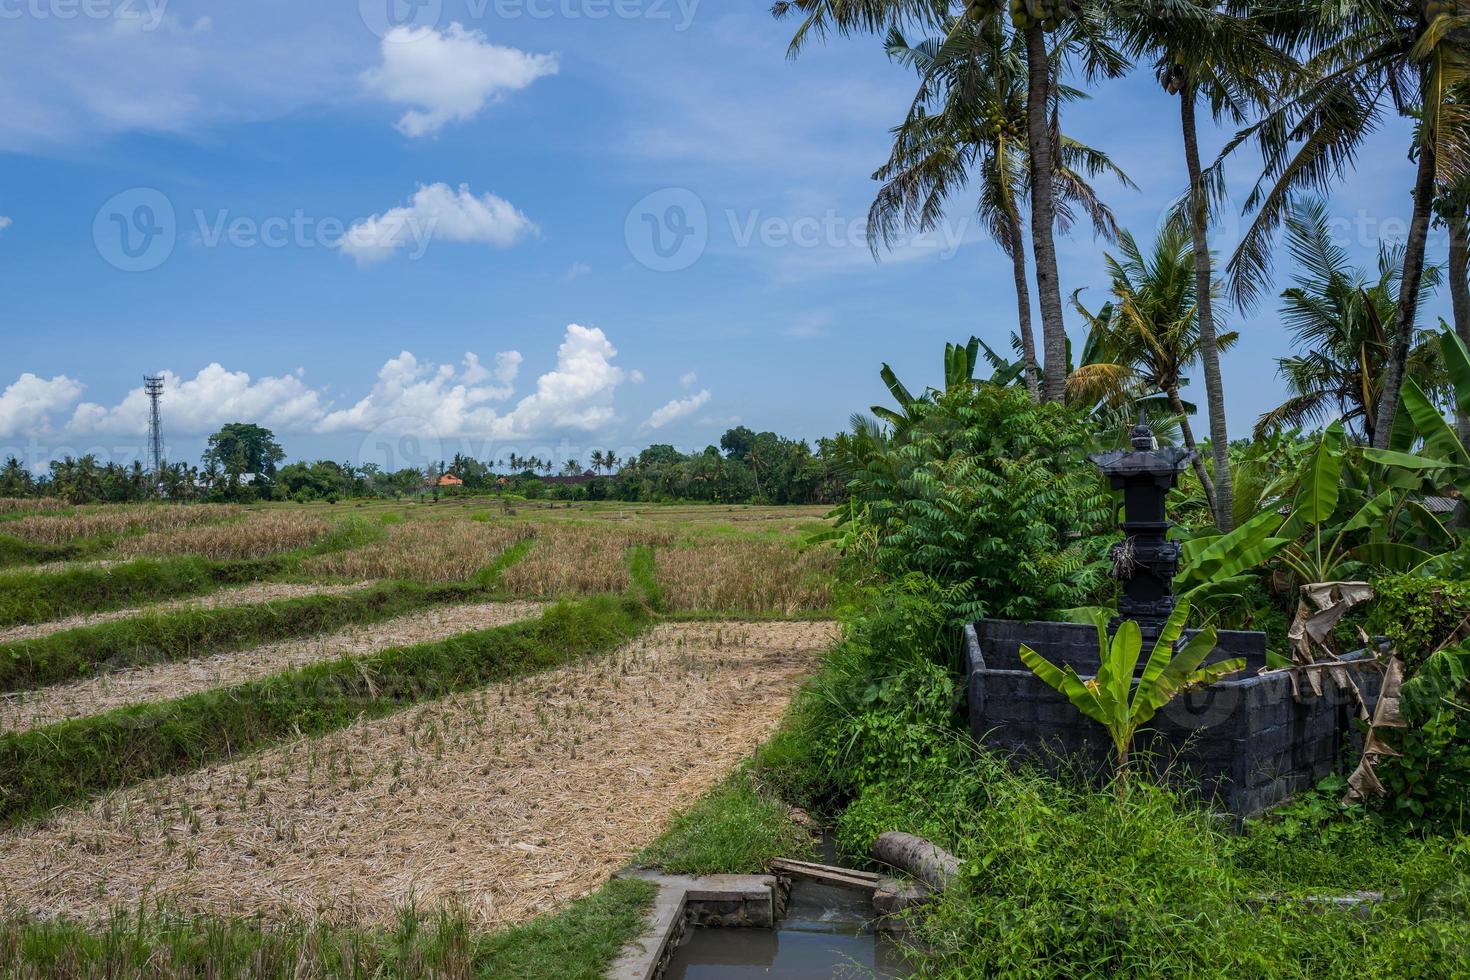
0, 582, 372, 646
0, 621, 833, 929
0, 602, 545, 734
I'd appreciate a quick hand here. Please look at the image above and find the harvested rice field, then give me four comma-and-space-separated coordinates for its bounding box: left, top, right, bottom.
0, 621, 833, 928
0, 581, 371, 645
303, 520, 535, 583
498, 524, 674, 599
116, 511, 330, 560
0, 601, 544, 734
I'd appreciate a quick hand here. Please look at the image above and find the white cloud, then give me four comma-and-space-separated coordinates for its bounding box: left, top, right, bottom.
645, 389, 711, 429
493, 324, 626, 436
680, 372, 698, 388
0, 216, 11, 235
629, 370, 646, 384
68, 364, 327, 437
7, 327, 631, 447
563, 262, 592, 282
316, 349, 520, 435
362, 23, 558, 138
0, 373, 84, 437
338, 183, 537, 265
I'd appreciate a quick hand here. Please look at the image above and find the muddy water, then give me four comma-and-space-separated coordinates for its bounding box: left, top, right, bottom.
664, 878, 912, 979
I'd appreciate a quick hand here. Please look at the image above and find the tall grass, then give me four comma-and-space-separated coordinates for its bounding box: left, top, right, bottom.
117, 511, 329, 560
0, 877, 657, 980
657, 539, 837, 614
5, 505, 239, 546
305, 520, 534, 582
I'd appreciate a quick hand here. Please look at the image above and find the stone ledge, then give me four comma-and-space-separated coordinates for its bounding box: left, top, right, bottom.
607, 871, 780, 980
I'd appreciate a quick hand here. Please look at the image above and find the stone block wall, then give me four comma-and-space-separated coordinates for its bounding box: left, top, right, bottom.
965, 620, 1382, 816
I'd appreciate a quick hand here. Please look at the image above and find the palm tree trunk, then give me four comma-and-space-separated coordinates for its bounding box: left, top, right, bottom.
1168, 385, 1217, 506
1180, 88, 1231, 531
1450, 203, 1469, 444
1024, 24, 1068, 403
1371, 139, 1437, 449
1003, 197, 1042, 401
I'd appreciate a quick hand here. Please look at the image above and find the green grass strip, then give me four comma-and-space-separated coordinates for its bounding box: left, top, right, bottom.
0, 580, 488, 692
0, 877, 658, 980
0, 594, 651, 825
0, 557, 287, 629
0, 534, 82, 569
627, 543, 664, 611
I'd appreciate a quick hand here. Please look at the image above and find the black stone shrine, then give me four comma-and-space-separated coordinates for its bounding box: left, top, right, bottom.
962, 412, 1381, 816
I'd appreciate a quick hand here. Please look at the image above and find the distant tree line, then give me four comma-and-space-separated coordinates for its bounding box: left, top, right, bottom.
2, 423, 847, 506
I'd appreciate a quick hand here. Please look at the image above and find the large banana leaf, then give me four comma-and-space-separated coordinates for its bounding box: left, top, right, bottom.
1177, 508, 1290, 590
1400, 377, 1468, 466
1019, 645, 1108, 724
1349, 540, 1436, 572
1443, 327, 1470, 424
1290, 420, 1345, 527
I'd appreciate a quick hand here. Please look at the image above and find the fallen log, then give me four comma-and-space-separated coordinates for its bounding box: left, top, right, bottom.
873, 832, 961, 891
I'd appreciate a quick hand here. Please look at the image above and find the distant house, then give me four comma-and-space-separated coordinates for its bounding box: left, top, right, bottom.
436, 473, 464, 488
541, 469, 600, 487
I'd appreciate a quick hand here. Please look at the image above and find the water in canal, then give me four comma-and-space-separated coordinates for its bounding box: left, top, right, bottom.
663, 877, 912, 979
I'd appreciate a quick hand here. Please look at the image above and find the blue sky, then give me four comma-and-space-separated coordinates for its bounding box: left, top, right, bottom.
0, 1, 1451, 474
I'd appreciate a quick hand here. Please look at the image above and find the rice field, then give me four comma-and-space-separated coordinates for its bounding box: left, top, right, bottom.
0, 581, 370, 645
656, 538, 838, 614
0, 499, 837, 961
0, 600, 544, 734
0, 621, 831, 927
116, 511, 330, 560
4, 505, 240, 546
498, 524, 674, 599
304, 520, 535, 583
0, 498, 67, 515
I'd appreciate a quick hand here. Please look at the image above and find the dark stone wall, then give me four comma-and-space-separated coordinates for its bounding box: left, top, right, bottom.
965, 620, 1382, 816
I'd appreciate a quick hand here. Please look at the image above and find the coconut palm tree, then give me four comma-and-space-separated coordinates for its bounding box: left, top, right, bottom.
773, 0, 1127, 402
1256, 199, 1446, 444
870, 16, 1133, 400
1443, 183, 1470, 441
1109, 1, 1296, 531
1218, 0, 1470, 448
1070, 217, 1238, 517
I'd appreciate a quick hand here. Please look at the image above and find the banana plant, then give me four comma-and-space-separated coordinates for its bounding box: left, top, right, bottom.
1363, 327, 1470, 496
872, 336, 983, 433
1019, 603, 1244, 789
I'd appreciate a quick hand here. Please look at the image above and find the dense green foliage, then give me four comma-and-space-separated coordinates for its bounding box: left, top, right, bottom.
0, 581, 486, 691
844, 385, 1113, 621
0, 556, 285, 628
753, 575, 1470, 978
0, 596, 651, 824
1371, 575, 1470, 672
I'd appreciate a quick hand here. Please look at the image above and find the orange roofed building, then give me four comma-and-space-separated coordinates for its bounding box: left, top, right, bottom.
435, 473, 464, 488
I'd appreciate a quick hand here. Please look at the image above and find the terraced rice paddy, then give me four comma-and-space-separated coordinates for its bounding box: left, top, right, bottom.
0, 601, 544, 734
0, 621, 831, 927
0, 581, 370, 645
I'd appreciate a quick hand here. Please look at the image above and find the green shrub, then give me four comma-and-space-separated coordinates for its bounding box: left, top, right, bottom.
0, 581, 483, 691
1369, 575, 1470, 671
845, 385, 1113, 622
0, 596, 650, 823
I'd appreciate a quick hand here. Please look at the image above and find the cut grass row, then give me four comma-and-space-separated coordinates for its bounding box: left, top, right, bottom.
0, 580, 494, 692
0, 594, 653, 825
0, 557, 289, 629
0, 516, 394, 629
